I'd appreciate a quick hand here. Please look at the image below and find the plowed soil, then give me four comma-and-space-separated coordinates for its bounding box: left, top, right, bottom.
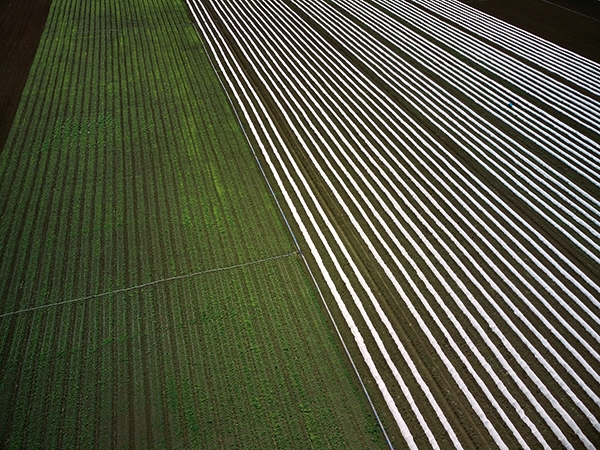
0, 0, 52, 151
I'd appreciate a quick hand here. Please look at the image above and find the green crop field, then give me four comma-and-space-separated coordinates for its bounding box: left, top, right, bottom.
0, 0, 386, 447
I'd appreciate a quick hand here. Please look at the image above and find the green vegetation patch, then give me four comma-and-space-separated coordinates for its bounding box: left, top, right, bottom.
0, 258, 382, 449
0, 0, 385, 447
0, 0, 292, 312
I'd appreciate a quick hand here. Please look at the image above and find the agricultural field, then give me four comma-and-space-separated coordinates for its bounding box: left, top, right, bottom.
187, 0, 600, 448
3, 0, 600, 448
0, 0, 386, 448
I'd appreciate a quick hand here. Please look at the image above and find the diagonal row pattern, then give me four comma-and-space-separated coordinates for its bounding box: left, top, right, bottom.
186, 0, 600, 447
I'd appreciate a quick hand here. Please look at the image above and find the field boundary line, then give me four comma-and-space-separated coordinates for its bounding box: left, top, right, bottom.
188, 15, 394, 449
0, 252, 299, 319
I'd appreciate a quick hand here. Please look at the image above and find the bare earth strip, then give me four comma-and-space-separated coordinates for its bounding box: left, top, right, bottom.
455, 0, 600, 64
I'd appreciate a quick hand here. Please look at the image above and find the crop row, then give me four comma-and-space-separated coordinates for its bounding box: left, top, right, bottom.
0, 0, 296, 316
295, 0, 600, 267
1, 257, 382, 448
367, 0, 600, 134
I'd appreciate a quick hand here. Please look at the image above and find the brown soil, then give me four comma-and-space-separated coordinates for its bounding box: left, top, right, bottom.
458, 0, 600, 63
0, 0, 52, 152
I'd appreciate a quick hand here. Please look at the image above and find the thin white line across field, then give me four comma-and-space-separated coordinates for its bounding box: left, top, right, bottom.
0, 252, 299, 319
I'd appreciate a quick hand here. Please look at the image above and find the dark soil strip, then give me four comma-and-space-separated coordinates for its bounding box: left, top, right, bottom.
0, 0, 53, 152
456, 0, 600, 63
